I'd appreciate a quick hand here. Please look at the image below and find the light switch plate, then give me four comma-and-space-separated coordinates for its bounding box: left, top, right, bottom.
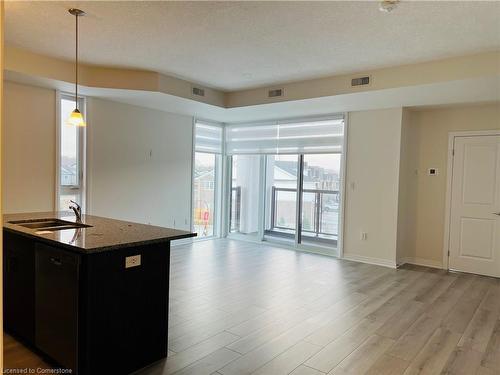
125, 254, 141, 268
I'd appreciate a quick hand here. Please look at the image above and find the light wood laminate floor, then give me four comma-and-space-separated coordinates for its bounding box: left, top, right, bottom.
4, 239, 500, 374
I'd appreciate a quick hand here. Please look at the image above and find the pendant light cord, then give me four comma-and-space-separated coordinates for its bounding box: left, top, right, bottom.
75, 12, 79, 109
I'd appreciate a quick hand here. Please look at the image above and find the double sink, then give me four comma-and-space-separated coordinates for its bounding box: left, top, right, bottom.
9, 218, 92, 232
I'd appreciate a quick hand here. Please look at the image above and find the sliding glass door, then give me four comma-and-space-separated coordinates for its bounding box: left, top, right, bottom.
300, 154, 341, 246
262, 153, 341, 250
264, 155, 298, 238
225, 115, 345, 254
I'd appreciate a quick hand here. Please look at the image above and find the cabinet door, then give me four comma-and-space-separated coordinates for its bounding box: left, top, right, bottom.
35, 244, 80, 371
3, 231, 35, 343
84, 243, 170, 374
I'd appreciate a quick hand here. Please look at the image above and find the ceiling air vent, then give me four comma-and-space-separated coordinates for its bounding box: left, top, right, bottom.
268, 88, 283, 98
351, 76, 370, 87
192, 87, 205, 97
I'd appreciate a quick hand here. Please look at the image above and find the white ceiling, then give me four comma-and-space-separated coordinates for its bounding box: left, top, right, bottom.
5, 1, 500, 91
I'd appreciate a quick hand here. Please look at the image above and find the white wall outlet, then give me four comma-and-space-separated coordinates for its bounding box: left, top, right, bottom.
125, 254, 141, 269
361, 232, 368, 241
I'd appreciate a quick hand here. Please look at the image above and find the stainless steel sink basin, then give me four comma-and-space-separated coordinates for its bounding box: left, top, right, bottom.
8, 218, 92, 231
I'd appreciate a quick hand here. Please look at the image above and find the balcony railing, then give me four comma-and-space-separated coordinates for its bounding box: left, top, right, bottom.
229, 185, 339, 242
270, 186, 339, 240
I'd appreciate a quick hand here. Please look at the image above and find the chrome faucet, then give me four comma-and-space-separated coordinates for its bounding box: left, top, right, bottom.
69, 200, 82, 223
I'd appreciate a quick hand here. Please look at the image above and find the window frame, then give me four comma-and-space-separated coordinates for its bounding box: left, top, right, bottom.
223, 114, 348, 257
191, 119, 224, 240
56, 91, 87, 212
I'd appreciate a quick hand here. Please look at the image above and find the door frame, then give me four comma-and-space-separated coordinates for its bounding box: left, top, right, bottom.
443, 130, 500, 271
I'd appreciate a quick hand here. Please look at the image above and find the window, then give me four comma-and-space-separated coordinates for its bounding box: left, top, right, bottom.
265, 154, 298, 235
193, 121, 223, 238
193, 153, 217, 237
225, 117, 343, 155
58, 94, 86, 211
301, 154, 341, 245
225, 115, 345, 253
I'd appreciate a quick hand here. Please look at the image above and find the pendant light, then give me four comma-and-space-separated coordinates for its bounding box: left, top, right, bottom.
67, 8, 86, 127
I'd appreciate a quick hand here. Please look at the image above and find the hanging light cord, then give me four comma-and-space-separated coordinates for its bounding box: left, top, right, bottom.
75, 11, 79, 109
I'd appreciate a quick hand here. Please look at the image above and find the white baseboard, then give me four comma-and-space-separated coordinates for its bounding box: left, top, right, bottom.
342, 253, 397, 269
398, 257, 443, 270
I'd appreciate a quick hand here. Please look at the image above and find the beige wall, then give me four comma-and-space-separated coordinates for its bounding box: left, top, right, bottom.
6, 46, 225, 108
2, 81, 56, 213
87, 98, 193, 232
6, 46, 497, 110
343, 108, 403, 267
396, 108, 418, 264
227, 52, 500, 108
407, 103, 500, 266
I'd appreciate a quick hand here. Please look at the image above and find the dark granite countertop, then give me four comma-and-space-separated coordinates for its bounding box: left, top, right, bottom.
3, 212, 196, 254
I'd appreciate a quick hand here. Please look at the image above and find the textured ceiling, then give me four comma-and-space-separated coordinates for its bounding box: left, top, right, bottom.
5, 1, 500, 91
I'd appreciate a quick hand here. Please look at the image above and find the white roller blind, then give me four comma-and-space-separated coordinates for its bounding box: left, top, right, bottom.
226, 116, 344, 155
195, 120, 223, 154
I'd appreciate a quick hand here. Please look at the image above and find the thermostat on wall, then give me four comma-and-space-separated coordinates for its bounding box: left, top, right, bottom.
428, 168, 439, 176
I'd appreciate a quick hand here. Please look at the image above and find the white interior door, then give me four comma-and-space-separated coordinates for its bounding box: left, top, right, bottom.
449, 135, 500, 277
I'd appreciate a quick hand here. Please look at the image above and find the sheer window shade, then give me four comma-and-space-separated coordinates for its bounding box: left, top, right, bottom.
226, 116, 344, 155
195, 121, 223, 154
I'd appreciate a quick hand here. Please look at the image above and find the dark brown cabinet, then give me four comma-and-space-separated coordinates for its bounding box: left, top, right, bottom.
35, 244, 80, 371
3, 229, 172, 375
3, 231, 36, 343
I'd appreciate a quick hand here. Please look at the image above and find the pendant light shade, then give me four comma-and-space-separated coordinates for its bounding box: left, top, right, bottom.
67, 108, 86, 127
67, 8, 86, 127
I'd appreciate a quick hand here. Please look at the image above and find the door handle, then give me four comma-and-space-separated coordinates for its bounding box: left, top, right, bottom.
494, 212, 500, 216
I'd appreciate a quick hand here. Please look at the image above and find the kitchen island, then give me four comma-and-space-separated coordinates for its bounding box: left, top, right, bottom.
3, 212, 195, 375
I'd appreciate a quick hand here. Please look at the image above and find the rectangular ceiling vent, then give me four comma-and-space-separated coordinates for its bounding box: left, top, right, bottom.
192, 87, 205, 97
351, 76, 370, 87
268, 88, 284, 98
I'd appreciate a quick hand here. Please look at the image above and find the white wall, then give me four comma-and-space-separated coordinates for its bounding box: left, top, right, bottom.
87, 98, 193, 231
2, 81, 56, 213
343, 108, 403, 267
2, 82, 194, 233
